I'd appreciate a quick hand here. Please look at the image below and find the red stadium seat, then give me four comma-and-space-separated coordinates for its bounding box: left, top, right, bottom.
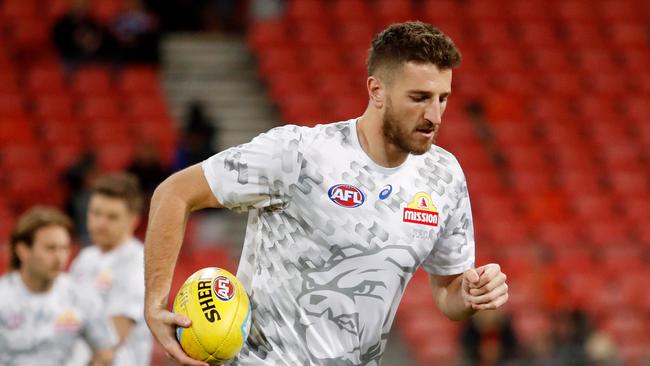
0, 72, 20, 94
608, 171, 649, 197
48, 144, 85, 172
608, 22, 648, 47
25, 65, 66, 95
279, 94, 326, 126
5, 18, 49, 51
329, 0, 370, 23
124, 96, 169, 120
44, 0, 72, 22
465, 0, 508, 21
508, 1, 552, 22
517, 21, 559, 47
597, 0, 643, 22
33, 95, 75, 119
248, 19, 289, 50
337, 22, 375, 50
301, 47, 345, 75
527, 47, 573, 73
0, 117, 36, 145
472, 21, 517, 48
40, 119, 84, 148
293, 22, 334, 48
0, 93, 27, 118
536, 222, 582, 249
0, 143, 43, 170
0, 0, 38, 21
574, 48, 617, 73
374, 0, 414, 25
256, 46, 301, 79
96, 143, 135, 172
553, 0, 598, 22
72, 67, 114, 97
286, 0, 325, 23
78, 96, 122, 120
118, 66, 159, 95
420, 4, 464, 27
266, 70, 311, 101
90, 0, 123, 23
561, 22, 604, 47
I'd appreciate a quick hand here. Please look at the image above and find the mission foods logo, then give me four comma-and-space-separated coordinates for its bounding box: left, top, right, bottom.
328, 184, 365, 208
403, 192, 439, 227
213, 276, 235, 301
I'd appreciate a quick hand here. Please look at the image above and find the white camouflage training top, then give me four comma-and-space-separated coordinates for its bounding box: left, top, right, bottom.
201, 119, 475, 365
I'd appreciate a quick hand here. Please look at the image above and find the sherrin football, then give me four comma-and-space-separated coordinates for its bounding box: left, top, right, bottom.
173, 267, 251, 365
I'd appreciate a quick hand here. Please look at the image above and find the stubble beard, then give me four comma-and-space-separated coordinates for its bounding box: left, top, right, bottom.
382, 101, 438, 156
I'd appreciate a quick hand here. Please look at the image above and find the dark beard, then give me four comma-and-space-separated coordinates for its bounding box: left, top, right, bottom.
381, 102, 437, 156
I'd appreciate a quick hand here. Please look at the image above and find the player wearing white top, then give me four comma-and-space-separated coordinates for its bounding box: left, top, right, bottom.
68, 173, 152, 366
144, 21, 509, 366
0, 207, 116, 366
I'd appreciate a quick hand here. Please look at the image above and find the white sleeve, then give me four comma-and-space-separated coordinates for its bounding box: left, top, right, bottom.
105, 255, 144, 322
80, 286, 118, 350
201, 125, 304, 212
421, 172, 475, 275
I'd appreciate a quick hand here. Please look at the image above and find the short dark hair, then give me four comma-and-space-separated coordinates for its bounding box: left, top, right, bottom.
368, 21, 462, 78
10, 207, 72, 270
91, 172, 143, 213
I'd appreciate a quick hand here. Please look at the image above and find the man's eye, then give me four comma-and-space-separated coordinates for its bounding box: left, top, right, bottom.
411, 96, 426, 102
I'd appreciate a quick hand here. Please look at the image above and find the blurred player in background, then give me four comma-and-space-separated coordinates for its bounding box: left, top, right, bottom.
0, 207, 116, 366
68, 173, 152, 365
145, 21, 509, 365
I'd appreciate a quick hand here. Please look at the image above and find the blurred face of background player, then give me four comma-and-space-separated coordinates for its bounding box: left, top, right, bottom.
87, 193, 138, 251
378, 62, 452, 155
16, 225, 71, 290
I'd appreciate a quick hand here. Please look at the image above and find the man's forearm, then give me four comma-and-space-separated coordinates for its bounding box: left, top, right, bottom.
144, 182, 191, 313
433, 275, 475, 321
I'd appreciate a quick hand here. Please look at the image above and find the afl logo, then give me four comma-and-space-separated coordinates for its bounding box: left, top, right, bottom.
379, 184, 392, 200
328, 184, 365, 208
213, 276, 235, 301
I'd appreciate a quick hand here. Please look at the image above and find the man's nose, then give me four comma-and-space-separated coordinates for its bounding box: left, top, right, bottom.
424, 102, 442, 125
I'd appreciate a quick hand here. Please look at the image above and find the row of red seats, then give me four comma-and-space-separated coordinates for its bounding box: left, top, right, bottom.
0, 0, 125, 24
0, 64, 161, 96
282, 0, 648, 25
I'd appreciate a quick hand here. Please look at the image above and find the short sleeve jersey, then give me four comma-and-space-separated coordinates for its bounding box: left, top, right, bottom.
0, 272, 117, 366
68, 238, 152, 366
201, 119, 475, 365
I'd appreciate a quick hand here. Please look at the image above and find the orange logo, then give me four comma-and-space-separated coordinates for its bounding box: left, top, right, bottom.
55, 308, 81, 331
403, 192, 439, 227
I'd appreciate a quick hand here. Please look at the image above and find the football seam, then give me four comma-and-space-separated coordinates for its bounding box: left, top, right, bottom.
210, 279, 242, 360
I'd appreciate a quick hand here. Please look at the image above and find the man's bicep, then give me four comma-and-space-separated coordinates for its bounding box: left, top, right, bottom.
157, 164, 223, 210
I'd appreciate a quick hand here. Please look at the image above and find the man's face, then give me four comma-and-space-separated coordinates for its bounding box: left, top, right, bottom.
87, 194, 136, 250
380, 62, 452, 155
21, 225, 71, 283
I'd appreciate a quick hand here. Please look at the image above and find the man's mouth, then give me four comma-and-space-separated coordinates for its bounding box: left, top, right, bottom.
415, 126, 435, 138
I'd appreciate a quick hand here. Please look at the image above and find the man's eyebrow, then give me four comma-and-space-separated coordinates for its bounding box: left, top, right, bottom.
407, 90, 452, 97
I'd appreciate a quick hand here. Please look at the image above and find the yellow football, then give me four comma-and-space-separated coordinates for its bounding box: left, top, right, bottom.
173, 267, 251, 365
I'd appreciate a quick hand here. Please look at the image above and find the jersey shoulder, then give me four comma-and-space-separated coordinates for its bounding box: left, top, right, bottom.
426, 144, 466, 178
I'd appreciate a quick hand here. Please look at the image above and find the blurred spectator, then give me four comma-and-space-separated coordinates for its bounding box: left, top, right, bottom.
549, 310, 591, 365
127, 142, 171, 197
111, 0, 161, 64
460, 310, 519, 366
175, 101, 218, 169
51, 0, 114, 68
584, 332, 622, 366
63, 152, 98, 246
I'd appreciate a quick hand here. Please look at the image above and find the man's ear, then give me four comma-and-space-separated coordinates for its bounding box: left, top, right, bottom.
15, 242, 30, 264
367, 76, 385, 109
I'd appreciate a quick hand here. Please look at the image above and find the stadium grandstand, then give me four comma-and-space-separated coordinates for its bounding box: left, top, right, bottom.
0, 0, 648, 365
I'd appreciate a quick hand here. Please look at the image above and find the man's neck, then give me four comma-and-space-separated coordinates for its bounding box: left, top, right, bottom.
19, 269, 54, 293
97, 236, 131, 253
356, 109, 409, 168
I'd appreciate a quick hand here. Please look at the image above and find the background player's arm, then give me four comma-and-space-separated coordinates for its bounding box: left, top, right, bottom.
112, 315, 134, 345
88, 349, 113, 366
144, 164, 221, 366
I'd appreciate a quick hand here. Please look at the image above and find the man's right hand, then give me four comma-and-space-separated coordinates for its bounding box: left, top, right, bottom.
145, 306, 209, 366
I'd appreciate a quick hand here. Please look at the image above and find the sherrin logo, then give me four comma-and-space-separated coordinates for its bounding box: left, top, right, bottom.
403, 192, 439, 227
328, 184, 365, 208
213, 275, 235, 301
